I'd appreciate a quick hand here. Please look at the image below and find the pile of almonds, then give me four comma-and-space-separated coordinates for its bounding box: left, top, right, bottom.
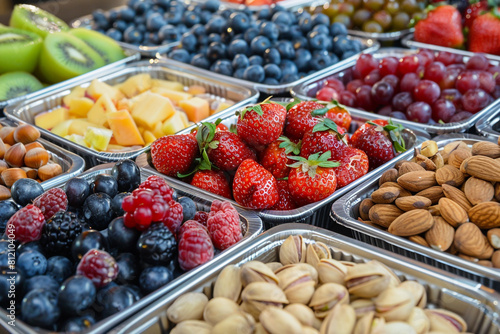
359, 138, 500, 268
0, 122, 63, 199
166, 236, 468, 334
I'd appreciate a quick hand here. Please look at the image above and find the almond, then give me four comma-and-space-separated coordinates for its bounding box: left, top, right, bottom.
460, 156, 500, 182
463, 177, 494, 205
397, 171, 437, 192
380, 182, 412, 197
425, 216, 454, 252
478, 260, 493, 267
368, 204, 404, 228
448, 149, 472, 169
409, 235, 430, 248
388, 209, 434, 236
379, 168, 398, 186
441, 184, 472, 212
399, 162, 425, 176
439, 197, 468, 228
458, 253, 479, 262
468, 201, 500, 229
395, 196, 432, 212
492, 250, 500, 268
415, 186, 444, 204
441, 141, 469, 163
487, 228, 500, 249
371, 187, 400, 204
358, 198, 374, 221
454, 223, 490, 258
415, 154, 437, 171
495, 183, 500, 202
435, 165, 465, 187
428, 204, 441, 216
471, 141, 500, 158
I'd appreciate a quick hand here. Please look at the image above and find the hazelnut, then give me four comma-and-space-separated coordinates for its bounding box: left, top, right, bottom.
0, 126, 15, 145
0, 185, 10, 200
0, 161, 7, 174
24, 147, 49, 169
4, 142, 26, 167
13, 124, 40, 144
1, 168, 27, 187
21, 167, 38, 179
25, 142, 44, 151
0, 138, 5, 159
38, 163, 62, 181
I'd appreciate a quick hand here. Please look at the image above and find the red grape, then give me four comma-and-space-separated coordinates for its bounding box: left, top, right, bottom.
364, 69, 381, 86
371, 81, 394, 105
455, 71, 480, 94
379, 57, 399, 76
355, 54, 378, 78
478, 71, 495, 93
326, 78, 345, 92
417, 49, 435, 67
400, 72, 420, 93
392, 91, 413, 112
435, 51, 455, 66
413, 80, 441, 105
493, 85, 500, 99
453, 54, 464, 64
487, 66, 500, 84
347, 79, 364, 94
466, 54, 489, 71
461, 88, 490, 113
381, 74, 399, 90
378, 105, 393, 116
390, 111, 407, 120
441, 88, 463, 109
424, 61, 446, 83
406, 101, 432, 123
440, 64, 464, 90
398, 55, 420, 75
356, 85, 375, 110
316, 86, 340, 101
432, 99, 456, 123
339, 90, 357, 107
450, 111, 473, 122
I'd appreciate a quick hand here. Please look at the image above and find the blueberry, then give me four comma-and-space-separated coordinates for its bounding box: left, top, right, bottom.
264, 63, 282, 80
0, 240, 8, 253
250, 36, 271, 55
190, 54, 211, 69
92, 174, 118, 198
227, 39, 249, 59
21, 289, 60, 329
132, 1, 151, 15
116, 253, 139, 284
272, 4, 287, 14
106, 28, 123, 41
108, 217, 140, 253
280, 73, 300, 83
310, 52, 333, 71
191, 23, 206, 37
65, 177, 91, 208
182, 11, 200, 27
243, 65, 265, 83
151, 5, 165, 15
58, 275, 96, 316
311, 13, 330, 27
312, 24, 330, 36
24, 275, 59, 294
249, 55, 264, 66
180, 32, 197, 52
220, 26, 235, 44
63, 315, 96, 332
136, 23, 147, 34
197, 34, 208, 46
207, 33, 221, 44
295, 48, 312, 71
330, 22, 348, 37
293, 36, 309, 50
220, 8, 233, 19
111, 160, 140, 193
123, 284, 142, 301
211, 60, 233, 76
0, 251, 7, 267
277, 23, 292, 39
206, 41, 227, 62
107, 8, 120, 22
177, 23, 189, 35
202, 0, 221, 12
123, 26, 143, 44
0, 201, 18, 234
290, 25, 303, 40
169, 49, 191, 63
228, 12, 250, 33
112, 20, 128, 32
178, 197, 196, 222
17, 241, 43, 257
206, 16, 226, 34
276, 40, 295, 60
264, 48, 281, 65
46, 256, 73, 284
99, 286, 136, 317
234, 68, 245, 79
0, 266, 24, 307
342, 50, 357, 60
309, 32, 330, 51
232, 54, 250, 69
272, 11, 292, 25
10, 178, 44, 207
111, 192, 130, 217
257, 7, 272, 20
82, 193, 113, 230
146, 12, 166, 31
299, 15, 313, 34
264, 78, 279, 85
332, 35, 354, 57
18, 250, 47, 278
119, 7, 135, 21
93, 11, 109, 30
280, 59, 298, 77
72, 230, 106, 261
244, 27, 259, 44
199, 10, 212, 24
165, 12, 182, 25
139, 266, 173, 294
259, 21, 279, 41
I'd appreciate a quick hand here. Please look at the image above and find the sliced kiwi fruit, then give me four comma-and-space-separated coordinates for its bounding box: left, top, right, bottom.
0, 26, 43, 74
0, 71, 44, 101
37, 32, 105, 84
69, 28, 125, 65
9, 4, 69, 38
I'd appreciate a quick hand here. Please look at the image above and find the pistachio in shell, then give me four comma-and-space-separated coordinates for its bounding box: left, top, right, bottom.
319, 304, 356, 334
203, 297, 240, 326
213, 265, 242, 302
374, 287, 416, 322
381, 321, 417, 334
344, 262, 391, 298
266, 262, 283, 272
424, 309, 467, 333
353, 311, 385, 334
351, 299, 375, 319
167, 292, 208, 324
284, 303, 317, 328
259, 306, 303, 334
170, 320, 212, 334
317, 258, 348, 285
211, 312, 255, 334
306, 242, 331, 268
399, 280, 427, 308
408, 307, 430, 334
280, 235, 306, 265
309, 283, 349, 318
241, 282, 289, 318
276, 264, 316, 304
240, 261, 279, 287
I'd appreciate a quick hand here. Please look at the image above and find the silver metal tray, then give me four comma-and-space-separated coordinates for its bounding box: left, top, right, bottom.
0, 163, 262, 334
331, 133, 500, 290
0, 118, 85, 191
475, 107, 500, 141
160, 36, 380, 94
136, 99, 429, 229
110, 223, 500, 334
292, 47, 500, 135
0, 50, 140, 111
4, 59, 259, 168
402, 33, 500, 63
192, 0, 327, 11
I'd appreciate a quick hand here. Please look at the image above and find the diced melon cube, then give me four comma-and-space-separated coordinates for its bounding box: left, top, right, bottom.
143, 130, 156, 145
51, 119, 73, 137
67, 119, 106, 136
131, 92, 175, 129
64, 134, 89, 147
87, 95, 117, 127
187, 85, 206, 95
86, 79, 124, 102
107, 110, 145, 146
179, 97, 210, 122
213, 101, 234, 115
84, 127, 113, 151
118, 74, 152, 98
68, 97, 94, 117
35, 107, 70, 130
62, 86, 86, 106
178, 111, 190, 127
151, 79, 184, 92
152, 122, 164, 138
151, 87, 192, 105
162, 112, 186, 135
116, 98, 132, 112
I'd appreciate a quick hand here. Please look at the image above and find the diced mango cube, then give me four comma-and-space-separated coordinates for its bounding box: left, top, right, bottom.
86, 79, 124, 102
179, 97, 210, 122
131, 92, 175, 129
116, 98, 132, 112
143, 130, 156, 145
152, 122, 164, 138
84, 127, 113, 151
151, 87, 192, 105
151, 79, 184, 92
162, 112, 186, 135
62, 86, 86, 106
187, 85, 206, 95
64, 134, 89, 147
35, 107, 70, 130
67, 119, 106, 136
87, 95, 117, 127
51, 119, 73, 137
68, 97, 94, 117
118, 74, 152, 98
213, 101, 234, 115
107, 110, 145, 146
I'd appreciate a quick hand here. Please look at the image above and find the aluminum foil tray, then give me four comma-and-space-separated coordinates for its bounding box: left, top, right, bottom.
0, 163, 262, 334
110, 223, 500, 334
192, 0, 327, 11
475, 104, 500, 141
331, 133, 500, 290
291, 47, 500, 135
4, 59, 259, 168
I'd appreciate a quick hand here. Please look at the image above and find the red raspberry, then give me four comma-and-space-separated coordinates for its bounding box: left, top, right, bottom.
33, 188, 68, 221
139, 175, 174, 202
193, 211, 209, 227
179, 220, 208, 239
76, 249, 118, 287
178, 227, 214, 271
6, 205, 45, 243
270, 180, 297, 211
207, 200, 242, 250
122, 188, 170, 231
164, 200, 183, 239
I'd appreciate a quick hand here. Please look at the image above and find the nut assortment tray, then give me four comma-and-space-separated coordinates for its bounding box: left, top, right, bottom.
331, 133, 500, 290
0, 163, 262, 334
136, 99, 429, 229
4, 59, 259, 168
291, 47, 500, 135
110, 223, 500, 334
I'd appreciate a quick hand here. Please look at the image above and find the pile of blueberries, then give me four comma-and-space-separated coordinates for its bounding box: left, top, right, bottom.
0, 160, 198, 331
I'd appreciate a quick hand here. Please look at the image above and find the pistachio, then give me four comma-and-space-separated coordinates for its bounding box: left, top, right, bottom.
280, 235, 306, 265
309, 283, 349, 318
203, 297, 240, 325
212, 312, 255, 334
170, 320, 212, 334
306, 242, 331, 268
213, 265, 242, 302
351, 299, 375, 319
284, 303, 317, 328
408, 307, 430, 334
266, 262, 283, 272
259, 306, 303, 334
317, 258, 347, 285
425, 309, 467, 333
241, 261, 279, 287
319, 304, 356, 334
167, 292, 209, 324
276, 264, 316, 304
302, 325, 320, 334
398, 281, 427, 308
241, 282, 288, 318
374, 287, 416, 322
353, 311, 385, 334
431, 152, 445, 169
381, 322, 418, 334
369, 261, 401, 288
421, 140, 439, 157
344, 262, 391, 298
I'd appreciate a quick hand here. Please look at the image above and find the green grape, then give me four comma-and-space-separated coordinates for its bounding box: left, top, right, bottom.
322, 3, 340, 20
339, 3, 355, 16
352, 9, 372, 28
400, 0, 419, 14
373, 10, 392, 30
384, 0, 400, 15
363, 0, 385, 11
392, 11, 410, 31
363, 20, 383, 33
346, 0, 363, 9
333, 14, 353, 29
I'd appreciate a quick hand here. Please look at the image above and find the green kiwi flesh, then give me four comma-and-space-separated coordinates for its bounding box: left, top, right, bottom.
69, 28, 125, 64
9, 4, 69, 38
0, 26, 43, 74
0, 71, 43, 101
37, 32, 105, 84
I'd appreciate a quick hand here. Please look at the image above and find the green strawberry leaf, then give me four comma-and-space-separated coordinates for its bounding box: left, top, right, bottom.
310, 106, 329, 116
229, 123, 238, 135
285, 97, 301, 111
208, 140, 219, 149
385, 119, 406, 154
196, 122, 217, 151
278, 136, 301, 155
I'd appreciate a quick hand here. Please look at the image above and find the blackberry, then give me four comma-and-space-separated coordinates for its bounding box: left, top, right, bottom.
137, 222, 177, 266
41, 211, 83, 254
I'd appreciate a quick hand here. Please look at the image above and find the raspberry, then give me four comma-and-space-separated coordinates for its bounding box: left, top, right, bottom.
137, 222, 177, 265
193, 211, 209, 227
139, 175, 174, 202
6, 205, 45, 243
207, 200, 242, 250
179, 220, 208, 239
33, 188, 68, 221
40, 211, 83, 254
178, 227, 214, 271
164, 200, 183, 239
77, 249, 118, 288
122, 188, 170, 231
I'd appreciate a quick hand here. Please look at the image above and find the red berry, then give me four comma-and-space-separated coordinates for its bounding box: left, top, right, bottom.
190, 169, 232, 199
179, 220, 208, 239
164, 200, 183, 239
178, 227, 214, 271
237, 102, 287, 147
6, 205, 45, 243
77, 249, 118, 288
207, 200, 242, 250
193, 211, 209, 226
139, 175, 174, 202
122, 188, 170, 231
33, 188, 68, 221
151, 134, 199, 177
316, 86, 339, 101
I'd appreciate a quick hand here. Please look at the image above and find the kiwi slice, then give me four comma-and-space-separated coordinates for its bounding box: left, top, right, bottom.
0, 26, 43, 74
9, 4, 69, 38
69, 28, 125, 65
37, 32, 105, 84
0, 71, 44, 101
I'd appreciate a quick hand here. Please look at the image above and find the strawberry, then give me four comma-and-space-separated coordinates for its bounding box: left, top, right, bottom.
287, 152, 339, 206
190, 169, 232, 199
284, 100, 329, 140
469, 8, 500, 55
414, 5, 464, 48
233, 159, 279, 209
260, 136, 301, 179
334, 147, 369, 188
151, 134, 199, 177
236, 98, 287, 147
351, 119, 406, 170
300, 118, 348, 160
464, 0, 489, 28
323, 100, 352, 130
270, 179, 297, 210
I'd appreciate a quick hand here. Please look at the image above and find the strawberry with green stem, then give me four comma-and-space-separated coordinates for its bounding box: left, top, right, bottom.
150, 133, 199, 177
260, 136, 301, 179
300, 118, 349, 160
233, 159, 279, 209
414, 4, 464, 48
469, 7, 500, 55
318, 100, 352, 130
